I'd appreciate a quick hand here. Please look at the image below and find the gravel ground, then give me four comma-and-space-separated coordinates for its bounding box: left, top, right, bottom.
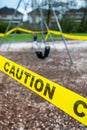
0, 40, 87, 130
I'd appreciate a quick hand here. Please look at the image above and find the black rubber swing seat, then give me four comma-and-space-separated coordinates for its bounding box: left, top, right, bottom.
36, 46, 50, 59
36, 51, 44, 59
44, 46, 50, 58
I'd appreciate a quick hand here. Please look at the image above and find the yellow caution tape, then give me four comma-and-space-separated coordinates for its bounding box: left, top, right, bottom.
0, 27, 47, 37
5, 27, 34, 36
0, 55, 87, 126
49, 30, 62, 35
17, 27, 34, 34
0, 33, 5, 37
5, 28, 17, 36
63, 33, 87, 40
0, 27, 87, 40
48, 30, 87, 40
45, 32, 50, 40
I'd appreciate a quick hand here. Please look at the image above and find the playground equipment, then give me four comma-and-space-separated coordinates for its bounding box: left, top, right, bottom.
0, 0, 73, 64
33, 34, 50, 59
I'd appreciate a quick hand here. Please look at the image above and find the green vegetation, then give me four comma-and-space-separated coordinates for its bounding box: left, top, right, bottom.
0, 33, 87, 42
0, 21, 15, 33
0, 33, 60, 42
0, 33, 48, 42
0, 33, 47, 42
0, 34, 33, 42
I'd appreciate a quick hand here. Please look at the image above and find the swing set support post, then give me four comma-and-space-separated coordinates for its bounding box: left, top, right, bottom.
50, 3, 73, 64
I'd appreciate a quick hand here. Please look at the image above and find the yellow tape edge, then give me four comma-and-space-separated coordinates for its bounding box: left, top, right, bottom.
0, 27, 87, 40
0, 33, 5, 37
0, 55, 87, 126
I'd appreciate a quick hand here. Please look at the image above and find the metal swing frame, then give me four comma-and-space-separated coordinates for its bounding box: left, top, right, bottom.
36, 0, 73, 64
50, 2, 73, 64
0, 0, 73, 64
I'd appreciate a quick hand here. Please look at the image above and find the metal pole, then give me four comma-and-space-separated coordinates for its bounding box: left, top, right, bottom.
36, 0, 45, 43
0, 0, 22, 46
51, 3, 73, 64
44, 20, 58, 51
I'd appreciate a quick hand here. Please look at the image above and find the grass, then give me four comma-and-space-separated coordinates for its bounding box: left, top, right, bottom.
0, 33, 87, 42
0, 33, 61, 42
0, 33, 34, 42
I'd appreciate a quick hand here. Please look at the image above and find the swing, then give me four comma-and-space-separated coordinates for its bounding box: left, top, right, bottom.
44, 46, 50, 59
0, 0, 73, 64
33, 35, 50, 59
32, 1, 51, 60
36, 46, 50, 59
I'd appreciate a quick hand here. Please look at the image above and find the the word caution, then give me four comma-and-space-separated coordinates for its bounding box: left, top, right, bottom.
0, 55, 87, 126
